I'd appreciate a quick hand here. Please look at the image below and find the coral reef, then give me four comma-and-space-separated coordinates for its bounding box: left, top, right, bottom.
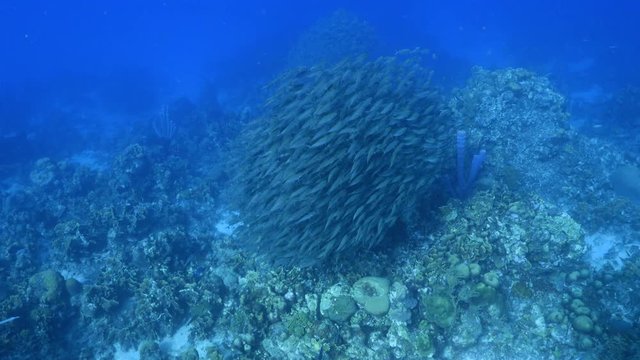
1, 44, 640, 360
0, 114, 224, 358
449, 66, 640, 235
450, 67, 571, 195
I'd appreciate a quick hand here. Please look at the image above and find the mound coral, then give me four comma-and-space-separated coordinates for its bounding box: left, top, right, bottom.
230, 51, 450, 266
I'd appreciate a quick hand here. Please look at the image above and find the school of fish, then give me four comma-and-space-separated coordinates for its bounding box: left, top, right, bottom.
230, 52, 452, 266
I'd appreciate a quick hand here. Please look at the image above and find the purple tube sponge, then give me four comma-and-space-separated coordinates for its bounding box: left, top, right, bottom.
450, 130, 486, 198
456, 130, 466, 191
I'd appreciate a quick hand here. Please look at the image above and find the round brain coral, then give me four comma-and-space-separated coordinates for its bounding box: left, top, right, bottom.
230, 51, 450, 266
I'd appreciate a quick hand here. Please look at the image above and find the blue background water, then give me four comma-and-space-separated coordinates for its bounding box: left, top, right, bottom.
1, 0, 638, 146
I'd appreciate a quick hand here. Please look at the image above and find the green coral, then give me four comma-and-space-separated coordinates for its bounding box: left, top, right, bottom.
178, 347, 200, 360
28, 270, 68, 305
572, 315, 594, 333
421, 293, 456, 328
320, 283, 358, 322
64, 277, 83, 296
351, 277, 391, 316
138, 340, 163, 360
415, 329, 435, 357
284, 311, 314, 337
230, 51, 449, 266
482, 271, 500, 288
470, 282, 498, 304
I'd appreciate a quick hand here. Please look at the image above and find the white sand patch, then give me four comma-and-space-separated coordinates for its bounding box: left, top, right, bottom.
69, 150, 109, 172
215, 210, 242, 235
59, 268, 88, 283
113, 324, 215, 359
159, 323, 191, 356
159, 323, 216, 358
585, 232, 638, 271
113, 343, 139, 360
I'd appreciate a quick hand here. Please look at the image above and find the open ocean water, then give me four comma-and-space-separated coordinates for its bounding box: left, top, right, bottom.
1, 1, 640, 359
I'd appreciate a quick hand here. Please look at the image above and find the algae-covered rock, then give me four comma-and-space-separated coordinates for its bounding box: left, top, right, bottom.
388, 281, 414, 324
284, 311, 314, 337
65, 277, 83, 296
352, 277, 391, 316
572, 315, 594, 333
28, 270, 68, 304
178, 347, 200, 360
112, 143, 151, 192
421, 293, 456, 328
577, 336, 594, 350
570, 299, 590, 315
547, 309, 565, 323
453, 263, 471, 279
471, 282, 498, 304
482, 271, 500, 288
469, 263, 482, 276
386, 322, 435, 358
25, 270, 73, 344
415, 332, 435, 358
30, 158, 57, 187
139, 340, 163, 360
320, 284, 357, 322
323, 295, 357, 322
451, 311, 483, 348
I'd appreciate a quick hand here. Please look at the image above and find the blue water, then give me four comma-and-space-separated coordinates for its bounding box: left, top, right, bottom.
2, 2, 638, 140
1, 1, 640, 359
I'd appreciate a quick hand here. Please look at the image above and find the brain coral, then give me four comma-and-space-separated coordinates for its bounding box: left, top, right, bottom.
230, 51, 450, 266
